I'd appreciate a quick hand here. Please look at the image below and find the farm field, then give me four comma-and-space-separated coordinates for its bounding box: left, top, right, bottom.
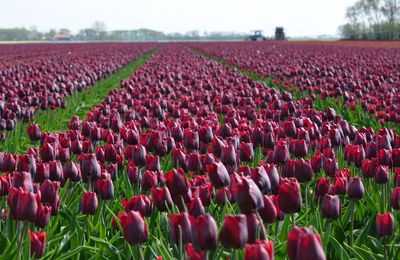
1, 41, 400, 260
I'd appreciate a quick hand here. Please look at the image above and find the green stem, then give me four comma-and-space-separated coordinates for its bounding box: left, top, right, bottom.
255, 211, 268, 240
292, 213, 295, 228
350, 200, 355, 246
137, 244, 144, 260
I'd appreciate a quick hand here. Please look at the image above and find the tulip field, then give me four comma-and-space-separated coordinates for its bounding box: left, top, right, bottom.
0, 41, 400, 260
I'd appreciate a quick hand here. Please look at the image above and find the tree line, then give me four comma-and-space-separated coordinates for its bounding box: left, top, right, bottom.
339, 0, 400, 40
0, 21, 247, 42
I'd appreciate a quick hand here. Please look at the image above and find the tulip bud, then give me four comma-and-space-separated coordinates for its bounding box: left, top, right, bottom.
390, 187, 400, 209
375, 165, 389, 184
27, 124, 42, 141
258, 195, 277, 224
80, 192, 98, 215
321, 194, 341, 220
7, 187, 40, 222
206, 161, 230, 189
347, 177, 364, 200
119, 211, 148, 245
278, 178, 302, 214
239, 142, 254, 162
376, 212, 394, 237
165, 168, 190, 197
287, 226, 325, 260
169, 212, 192, 245
220, 214, 248, 249
30, 231, 46, 258
245, 240, 274, 260
96, 179, 114, 200
190, 213, 218, 251
122, 195, 152, 217
294, 159, 313, 183
233, 177, 264, 214
152, 187, 173, 212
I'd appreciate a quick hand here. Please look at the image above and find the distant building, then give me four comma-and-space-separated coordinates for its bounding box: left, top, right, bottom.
53, 34, 72, 41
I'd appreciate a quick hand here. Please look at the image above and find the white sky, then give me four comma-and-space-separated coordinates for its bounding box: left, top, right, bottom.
0, 0, 357, 37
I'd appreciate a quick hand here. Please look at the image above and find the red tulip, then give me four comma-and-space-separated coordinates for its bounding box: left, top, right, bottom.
321, 194, 341, 220
151, 187, 173, 212
119, 211, 148, 245
80, 192, 98, 215
245, 240, 274, 260
96, 179, 114, 200
206, 161, 230, 188
30, 231, 46, 258
287, 226, 325, 260
169, 212, 192, 245
121, 195, 152, 217
190, 213, 218, 251
7, 187, 40, 222
27, 124, 42, 141
220, 214, 248, 249
233, 177, 264, 214
278, 178, 302, 214
376, 212, 394, 237
347, 177, 364, 200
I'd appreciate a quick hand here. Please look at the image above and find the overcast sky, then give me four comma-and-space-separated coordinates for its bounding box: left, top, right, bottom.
1, 0, 357, 37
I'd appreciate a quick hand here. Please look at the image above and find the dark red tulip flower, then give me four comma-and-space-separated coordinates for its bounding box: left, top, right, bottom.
245, 240, 274, 260
34, 162, 50, 183
7, 187, 40, 222
141, 170, 159, 191
79, 154, 101, 182
246, 213, 263, 243
35, 204, 51, 228
49, 161, 63, 182
187, 152, 203, 173
294, 159, 313, 183
50, 194, 60, 216
262, 163, 280, 194
280, 156, 295, 177
375, 165, 389, 184
311, 153, 323, 173
273, 141, 289, 164
188, 197, 205, 217
122, 194, 152, 217
63, 161, 81, 182
347, 177, 364, 200
332, 177, 347, 195
152, 187, 173, 212
258, 195, 277, 223
315, 177, 330, 197
376, 212, 394, 237
292, 139, 308, 158
323, 157, 338, 177
287, 226, 325, 260
165, 168, 190, 197
145, 155, 161, 172
233, 177, 264, 214
119, 211, 148, 245
190, 213, 218, 251
199, 126, 213, 144
321, 194, 341, 220
220, 214, 248, 249
377, 149, 392, 167
40, 179, 60, 204
186, 243, 204, 260
362, 158, 378, 178
12, 171, 33, 192
216, 187, 232, 205
240, 142, 254, 162
221, 143, 237, 167
126, 144, 146, 167
206, 161, 230, 188
183, 130, 199, 151
27, 124, 42, 141
169, 212, 193, 245
250, 166, 271, 194
278, 178, 302, 214
80, 192, 98, 215
30, 231, 46, 258
171, 148, 188, 171
390, 187, 400, 209
40, 143, 55, 162
96, 179, 114, 200
17, 154, 37, 176
127, 161, 140, 184
105, 143, 118, 163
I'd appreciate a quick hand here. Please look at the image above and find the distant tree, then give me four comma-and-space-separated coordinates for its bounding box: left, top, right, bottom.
92, 21, 107, 40
58, 28, 71, 35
